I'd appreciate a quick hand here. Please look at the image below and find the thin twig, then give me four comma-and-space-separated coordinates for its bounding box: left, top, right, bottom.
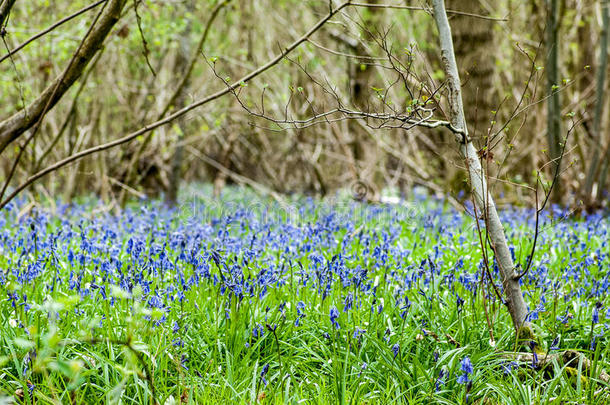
349, 3, 507, 21
0, 0, 107, 64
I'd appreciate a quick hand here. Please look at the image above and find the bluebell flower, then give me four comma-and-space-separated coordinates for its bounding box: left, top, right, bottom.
435, 369, 446, 391
296, 301, 306, 315
456, 373, 469, 384
181, 354, 188, 370
260, 363, 269, 386
457, 356, 473, 384
252, 324, 264, 338
528, 341, 538, 367
353, 327, 366, 340
593, 302, 603, 324
330, 306, 340, 329
502, 361, 518, 375
460, 356, 473, 374
550, 336, 560, 351
295, 301, 306, 326
392, 343, 400, 359
343, 293, 354, 312
456, 294, 465, 313
358, 362, 368, 377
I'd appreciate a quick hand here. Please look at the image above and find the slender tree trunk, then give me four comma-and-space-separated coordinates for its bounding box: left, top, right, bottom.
330, 2, 382, 201
584, 0, 609, 204
431, 0, 532, 335
546, 0, 563, 202
445, 0, 495, 139
597, 146, 610, 200
165, 1, 194, 207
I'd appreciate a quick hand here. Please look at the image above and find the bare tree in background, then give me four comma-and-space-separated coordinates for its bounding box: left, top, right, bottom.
165, 1, 195, 207
334, 1, 384, 201
545, 0, 563, 202
584, 0, 609, 207
1, 0, 607, 207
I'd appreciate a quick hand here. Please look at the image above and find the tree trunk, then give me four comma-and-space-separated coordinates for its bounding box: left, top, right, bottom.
584, 0, 609, 206
165, 1, 195, 207
330, 2, 383, 201
445, 0, 495, 139
546, 0, 563, 203
431, 0, 532, 335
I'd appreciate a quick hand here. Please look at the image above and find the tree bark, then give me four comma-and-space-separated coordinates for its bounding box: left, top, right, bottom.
0, 0, 17, 28
584, 0, 609, 205
164, 1, 195, 207
350, 2, 382, 201
546, 0, 563, 202
0, 0, 127, 154
431, 0, 531, 334
445, 0, 495, 139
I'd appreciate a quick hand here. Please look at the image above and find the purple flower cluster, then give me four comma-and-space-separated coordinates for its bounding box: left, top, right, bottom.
0, 191, 607, 392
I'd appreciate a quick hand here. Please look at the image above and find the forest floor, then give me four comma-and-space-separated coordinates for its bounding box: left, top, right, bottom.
0, 185, 608, 404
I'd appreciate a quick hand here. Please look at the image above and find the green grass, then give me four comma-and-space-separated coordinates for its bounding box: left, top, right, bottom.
0, 187, 608, 404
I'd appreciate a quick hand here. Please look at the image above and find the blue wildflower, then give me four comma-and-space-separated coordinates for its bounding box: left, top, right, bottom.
435, 369, 446, 391
392, 343, 400, 359
593, 302, 603, 324
502, 361, 518, 375
358, 362, 368, 377
550, 336, 560, 351
330, 306, 340, 329
295, 301, 306, 326
353, 327, 366, 340
457, 356, 473, 384
529, 341, 538, 367
260, 363, 269, 386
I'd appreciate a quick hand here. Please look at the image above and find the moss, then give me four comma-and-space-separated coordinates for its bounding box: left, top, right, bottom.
516, 325, 541, 350
565, 366, 589, 386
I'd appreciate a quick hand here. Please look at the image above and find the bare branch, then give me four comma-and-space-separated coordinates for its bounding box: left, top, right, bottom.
0, 0, 128, 154
350, 2, 507, 21
0, 0, 119, 202
515, 119, 579, 280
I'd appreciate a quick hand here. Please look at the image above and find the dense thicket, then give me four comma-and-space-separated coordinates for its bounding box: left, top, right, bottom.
0, 1, 607, 207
